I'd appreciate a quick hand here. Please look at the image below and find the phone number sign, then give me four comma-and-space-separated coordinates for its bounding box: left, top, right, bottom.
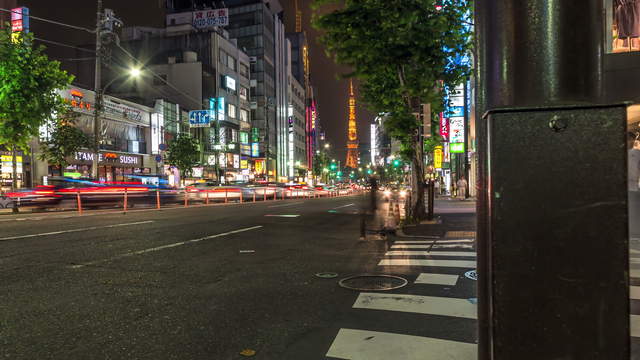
192, 8, 229, 29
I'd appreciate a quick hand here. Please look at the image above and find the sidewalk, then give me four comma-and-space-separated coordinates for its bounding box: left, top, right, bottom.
401, 198, 476, 238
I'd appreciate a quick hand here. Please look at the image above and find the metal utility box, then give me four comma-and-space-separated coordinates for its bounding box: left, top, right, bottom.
483, 105, 629, 359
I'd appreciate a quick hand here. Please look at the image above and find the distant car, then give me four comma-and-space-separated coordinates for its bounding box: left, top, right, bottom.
383, 187, 408, 201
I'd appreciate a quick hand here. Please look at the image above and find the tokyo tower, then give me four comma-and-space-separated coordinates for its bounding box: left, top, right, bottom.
345, 80, 359, 169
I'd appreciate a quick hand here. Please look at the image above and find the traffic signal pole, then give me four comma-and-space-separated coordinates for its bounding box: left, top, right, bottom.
476, 1, 629, 359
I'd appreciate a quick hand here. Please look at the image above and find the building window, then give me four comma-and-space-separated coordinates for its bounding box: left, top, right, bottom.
239, 86, 248, 100
219, 50, 227, 65
239, 131, 249, 144
240, 108, 249, 122
239, 63, 249, 78
228, 103, 237, 119
227, 55, 236, 71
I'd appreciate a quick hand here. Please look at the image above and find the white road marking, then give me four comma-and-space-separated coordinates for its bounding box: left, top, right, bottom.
264, 214, 300, 218
332, 203, 355, 209
0, 221, 154, 241
415, 273, 460, 286
392, 245, 474, 250
326, 328, 477, 360
631, 286, 640, 300
267, 202, 305, 208
379, 259, 476, 268
353, 292, 477, 319
394, 239, 474, 244
632, 315, 640, 338
69, 225, 263, 269
385, 251, 476, 258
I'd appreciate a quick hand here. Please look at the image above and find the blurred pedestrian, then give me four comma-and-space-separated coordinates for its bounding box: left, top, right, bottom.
434, 178, 440, 197
456, 176, 468, 201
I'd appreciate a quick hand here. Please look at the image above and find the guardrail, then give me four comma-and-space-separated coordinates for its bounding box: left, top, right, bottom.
2, 187, 361, 214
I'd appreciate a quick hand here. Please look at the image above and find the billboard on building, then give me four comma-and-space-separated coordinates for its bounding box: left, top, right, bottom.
192, 8, 228, 29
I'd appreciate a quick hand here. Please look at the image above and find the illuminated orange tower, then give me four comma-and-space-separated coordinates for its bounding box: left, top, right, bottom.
345, 80, 359, 169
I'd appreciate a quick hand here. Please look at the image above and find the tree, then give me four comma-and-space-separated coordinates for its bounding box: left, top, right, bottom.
38, 111, 91, 176
313, 151, 330, 183
313, 0, 471, 222
165, 133, 200, 181
0, 27, 74, 193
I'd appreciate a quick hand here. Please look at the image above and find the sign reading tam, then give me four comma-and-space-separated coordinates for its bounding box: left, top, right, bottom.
192, 8, 229, 29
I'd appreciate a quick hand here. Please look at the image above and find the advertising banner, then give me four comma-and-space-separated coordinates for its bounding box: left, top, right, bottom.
449, 116, 465, 143
439, 113, 449, 140
434, 146, 443, 169
192, 8, 228, 29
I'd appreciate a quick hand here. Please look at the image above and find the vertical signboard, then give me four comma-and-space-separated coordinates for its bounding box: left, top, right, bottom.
434, 146, 443, 169
440, 113, 449, 140
449, 117, 465, 143
11, 7, 29, 43
217, 97, 225, 121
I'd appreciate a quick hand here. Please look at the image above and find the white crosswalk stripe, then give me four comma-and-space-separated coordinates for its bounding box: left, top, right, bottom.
415, 273, 460, 285
379, 258, 477, 267
327, 329, 477, 360
385, 250, 476, 257
326, 237, 478, 359
353, 293, 477, 319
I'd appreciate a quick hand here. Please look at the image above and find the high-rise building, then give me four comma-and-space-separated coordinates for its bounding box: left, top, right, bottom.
345, 80, 359, 169
222, 0, 284, 182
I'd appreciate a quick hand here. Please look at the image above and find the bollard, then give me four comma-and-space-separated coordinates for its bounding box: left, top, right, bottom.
273, 190, 277, 201
123, 187, 128, 213
253, 190, 256, 202
76, 191, 82, 215
184, 190, 188, 207
264, 190, 267, 201
240, 190, 243, 203
156, 188, 161, 210
206, 190, 210, 205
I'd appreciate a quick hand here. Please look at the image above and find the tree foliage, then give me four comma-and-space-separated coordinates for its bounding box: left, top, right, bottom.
313, 0, 472, 220
0, 27, 73, 152
38, 111, 91, 174
165, 133, 200, 178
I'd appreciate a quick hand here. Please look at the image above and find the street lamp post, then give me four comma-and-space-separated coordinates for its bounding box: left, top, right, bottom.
91, 67, 141, 180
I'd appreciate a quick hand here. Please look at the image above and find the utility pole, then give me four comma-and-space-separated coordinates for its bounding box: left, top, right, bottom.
91, 0, 103, 180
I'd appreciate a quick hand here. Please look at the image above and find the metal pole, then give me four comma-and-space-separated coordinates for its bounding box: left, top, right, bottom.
76, 190, 82, 215
123, 187, 128, 213
156, 188, 161, 209
91, 0, 103, 180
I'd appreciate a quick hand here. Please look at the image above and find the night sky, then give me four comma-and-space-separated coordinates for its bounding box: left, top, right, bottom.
17, 0, 373, 162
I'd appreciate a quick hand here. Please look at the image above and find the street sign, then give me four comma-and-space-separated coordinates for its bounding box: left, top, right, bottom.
189, 110, 213, 127
450, 142, 465, 153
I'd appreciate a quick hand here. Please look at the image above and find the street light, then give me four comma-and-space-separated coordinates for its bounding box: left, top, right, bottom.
92, 66, 143, 179
324, 143, 330, 149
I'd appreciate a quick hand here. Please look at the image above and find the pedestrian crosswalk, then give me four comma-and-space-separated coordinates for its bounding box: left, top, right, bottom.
326, 237, 477, 360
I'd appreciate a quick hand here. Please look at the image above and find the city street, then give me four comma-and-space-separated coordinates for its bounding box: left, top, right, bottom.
1, 194, 477, 360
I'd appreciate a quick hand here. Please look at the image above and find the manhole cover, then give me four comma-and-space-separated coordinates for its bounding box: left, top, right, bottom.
338, 274, 408, 291
465, 270, 477, 281
316, 272, 338, 278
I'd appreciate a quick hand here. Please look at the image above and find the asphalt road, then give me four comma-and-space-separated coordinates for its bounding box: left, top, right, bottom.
0, 194, 477, 360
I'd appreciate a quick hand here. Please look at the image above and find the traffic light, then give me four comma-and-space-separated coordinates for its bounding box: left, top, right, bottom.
337, 171, 343, 176
367, 169, 373, 174
393, 159, 401, 167
330, 163, 337, 170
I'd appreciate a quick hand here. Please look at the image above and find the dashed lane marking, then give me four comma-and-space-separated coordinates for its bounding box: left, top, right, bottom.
415, 273, 460, 286
69, 225, 263, 269
0, 221, 154, 242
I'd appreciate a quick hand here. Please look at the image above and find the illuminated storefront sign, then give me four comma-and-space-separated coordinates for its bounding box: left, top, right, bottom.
74, 151, 141, 166
217, 97, 225, 121
450, 142, 465, 153
440, 113, 449, 140
240, 159, 248, 169
11, 7, 29, 42
251, 143, 259, 157
449, 117, 465, 143
233, 154, 240, 169
225, 76, 236, 91
254, 159, 265, 174
434, 146, 443, 169
1, 155, 23, 173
